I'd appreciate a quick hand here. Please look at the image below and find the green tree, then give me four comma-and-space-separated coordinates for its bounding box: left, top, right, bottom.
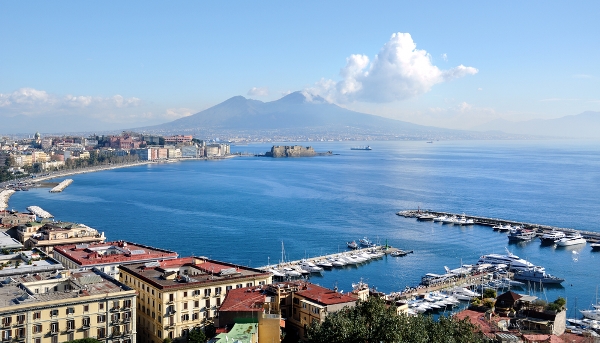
188, 327, 207, 342
163, 338, 172, 343
306, 297, 489, 343
482, 288, 496, 299
203, 323, 216, 339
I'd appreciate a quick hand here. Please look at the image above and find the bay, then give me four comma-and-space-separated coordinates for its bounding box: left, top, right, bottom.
7, 140, 600, 315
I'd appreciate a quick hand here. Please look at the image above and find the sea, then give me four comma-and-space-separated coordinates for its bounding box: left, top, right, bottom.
7, 140, 600, 317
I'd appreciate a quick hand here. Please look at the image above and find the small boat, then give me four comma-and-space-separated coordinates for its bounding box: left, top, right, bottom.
540, 230, 566, 244
556, 233, 587, 247
591, 242, 600, 251
391, 250, 412, 257
507, 228, 537, 242
299, 260, 324, 273
347, 241, 358, 249
441, 216, 457, 224
351, 146, 372, 150
328, 258, 346, 267
433, 215, 448, 222
281, 267, 302, 277
417, 214, 436, 221
456, 215, 474, 225
315, 260, 333, 269
497, 224, 512, 232
513, 266, 564, 284
359, 237, 372, 247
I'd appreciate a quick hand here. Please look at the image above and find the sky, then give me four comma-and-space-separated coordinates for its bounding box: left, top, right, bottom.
1, 1, 599, 132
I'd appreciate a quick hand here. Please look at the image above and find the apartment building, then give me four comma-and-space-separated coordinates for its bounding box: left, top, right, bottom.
118, 257, 272, 343
17, 222, 106, 253
0, 269, 136, 343
53, 241, 178, 280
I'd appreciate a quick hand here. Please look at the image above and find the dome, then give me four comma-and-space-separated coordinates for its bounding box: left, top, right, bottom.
34, 132, 41, 139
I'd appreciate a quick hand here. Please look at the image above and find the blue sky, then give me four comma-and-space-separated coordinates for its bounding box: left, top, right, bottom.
1, 1, 599, 132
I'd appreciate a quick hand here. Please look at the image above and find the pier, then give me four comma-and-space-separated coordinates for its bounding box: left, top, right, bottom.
50, 179, 73, 193
27, 206, 53, 219
257, 245, 407, 271
397, 210, 600, 241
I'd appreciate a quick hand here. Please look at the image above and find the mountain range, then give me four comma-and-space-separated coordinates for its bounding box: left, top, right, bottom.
139, 92, 512, 140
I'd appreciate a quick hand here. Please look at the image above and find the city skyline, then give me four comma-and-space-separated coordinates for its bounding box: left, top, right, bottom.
1, 1, 599, 132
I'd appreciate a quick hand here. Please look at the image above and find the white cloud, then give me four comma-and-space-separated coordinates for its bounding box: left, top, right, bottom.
0, 88, 141, 115
441, 53, 448, 61
165, 108, 194, 119
573, 74, 592, 79
247, 87, 269, 97
306, 33, 478, 103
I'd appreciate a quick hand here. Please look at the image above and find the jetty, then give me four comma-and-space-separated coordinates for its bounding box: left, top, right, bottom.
0, 190, 16, 210
397, 210, 600, 241
50, 179, 73, 193
27, 206, 53, 218
258, 245, 406, 271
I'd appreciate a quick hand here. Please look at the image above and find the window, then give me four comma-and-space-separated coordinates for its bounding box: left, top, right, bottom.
33, 324, 42, 333
181, 314, 189, 321
66, 307, 75, 315
192, 312, 199, 320
97, 327, 106, 338
50, 322, 59, 333
204, 288, 211, 297
67, 320, 75, 330
246, 282, 253, 287
205, 299, 210, 308
97, 314, 106, 323
51, 336, 58, 343
16, 314, 25, 324
1, 330, 11, 340
124, 299, 132, 308
99, 302, 105, 310
113, 300, 120, 309
225, 285, 233, 293
124, 312, 131, 322
83, 305, 89, 312
194, 300, 199, 308
16, 328, 25, 338
183, 302, 188, 310
236, 284, 242, 289
183, 291, 188, 297
82, 317, 90, 327
33, 311, 41, 320
215, 287, 222, 295
193, 289, 201, 296
216, 297, 221, 306
83, 329, 89, 338
67, 332, 74, 341
112, 313, 120, 323
50, 309, 58, 317
34, 338, 41, 343
169, 293, 174, 302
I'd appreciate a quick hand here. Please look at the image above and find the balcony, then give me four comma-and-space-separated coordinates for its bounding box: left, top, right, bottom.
82, 324, 90, 329
123, 317, 131, 323
110, 307, 121, 312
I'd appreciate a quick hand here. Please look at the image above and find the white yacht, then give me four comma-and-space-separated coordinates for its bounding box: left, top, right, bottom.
556, 233, 587, 247
433, 215, 448, 222
328, 257, 347, 267
540, 230, 566, 244
456, 215, 475, 225
299, 260, 324, 273
441, 216, 457, 224
341, 255, 361, 265
315, 259, 333, 269
580, 308, 600, 321
477, 248, 535, 271
281, 267, 302, 277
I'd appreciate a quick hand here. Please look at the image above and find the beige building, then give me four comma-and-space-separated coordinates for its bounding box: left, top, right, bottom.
0, 269, 136, 343
18, 222, 106, 253
119, 257, 272, 343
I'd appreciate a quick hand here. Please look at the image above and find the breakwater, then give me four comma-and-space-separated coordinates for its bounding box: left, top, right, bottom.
27, 206, 53, 218
397, 210, 600, 241
49, 179, 73, 193
0, 190, 16, 210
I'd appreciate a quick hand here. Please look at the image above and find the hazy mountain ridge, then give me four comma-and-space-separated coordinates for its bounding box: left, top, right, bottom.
473, 111, 600, 138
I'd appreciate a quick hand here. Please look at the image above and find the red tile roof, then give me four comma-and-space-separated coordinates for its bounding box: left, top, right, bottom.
219, 287, 266, 312
295, 283, 357, 306
53, 241, 178, 266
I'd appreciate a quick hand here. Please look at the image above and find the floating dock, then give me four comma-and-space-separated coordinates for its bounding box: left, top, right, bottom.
27, 206, 53, 218
50, 179, 73, 193
397, 210, 600, 241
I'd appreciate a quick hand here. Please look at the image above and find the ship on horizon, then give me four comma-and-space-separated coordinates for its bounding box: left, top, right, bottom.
351, 146, 372, 151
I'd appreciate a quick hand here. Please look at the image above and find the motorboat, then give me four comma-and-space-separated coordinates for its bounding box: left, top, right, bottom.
299, 260, 324, 273
492, 224, 502, 231
417, 214, 436, 221
281, 267, 302, 277
513, 266, 564, 284
266, 268, 286, 278
347, 241, 358, 249
497, 224, 512, 232
441, 216, 457, 224
540, 230, 566, 244
341, 255, 361, 265
456, 215, 474, 225
433, 215, 448, 222
556, 233, 587, 247
314, 259, 333, 269
327, 257, 346, 267
591, 242, 600, 251
477, 248, 535, 271
507, 228, 537, 242
580, 308, 600, 321
359, 237, 373, 247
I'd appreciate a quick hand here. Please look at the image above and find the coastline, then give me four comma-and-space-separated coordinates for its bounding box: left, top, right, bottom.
0, 189, 16, 210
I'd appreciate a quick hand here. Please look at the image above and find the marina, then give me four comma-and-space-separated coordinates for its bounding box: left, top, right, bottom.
398, 209, 600, 241
49, 179, 73, 193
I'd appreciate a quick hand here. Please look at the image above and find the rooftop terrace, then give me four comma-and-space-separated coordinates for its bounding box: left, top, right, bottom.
53, 240, 178, 266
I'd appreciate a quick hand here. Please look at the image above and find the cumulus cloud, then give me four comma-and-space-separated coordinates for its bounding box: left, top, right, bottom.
0, 87, 141, 116
247, 87, 269, 97
306, 33, 478, 103
165, 108, 194, 119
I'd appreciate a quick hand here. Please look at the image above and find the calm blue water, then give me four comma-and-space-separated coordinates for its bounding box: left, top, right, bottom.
7, 140, 600, 315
